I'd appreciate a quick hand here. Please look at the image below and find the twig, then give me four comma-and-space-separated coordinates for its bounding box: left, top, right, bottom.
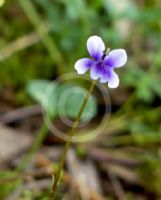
0, 105, 41, 125
87, 147, 140, 168
108, 170, 125, 200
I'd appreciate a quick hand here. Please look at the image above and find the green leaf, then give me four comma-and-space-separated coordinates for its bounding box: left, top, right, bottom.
26, 80, 97, 121
61, 86, 97, 121
26, 79, 50, 103
26, 79, 58, 118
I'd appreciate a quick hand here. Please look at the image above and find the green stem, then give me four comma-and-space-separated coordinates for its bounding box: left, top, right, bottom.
17, 122, 49, 171
51, 80, 97, 199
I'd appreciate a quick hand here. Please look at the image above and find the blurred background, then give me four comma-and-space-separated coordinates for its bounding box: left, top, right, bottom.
0, 0, 161, 199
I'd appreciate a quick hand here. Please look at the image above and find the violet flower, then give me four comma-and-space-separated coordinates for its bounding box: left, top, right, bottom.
74, 36, 127, 88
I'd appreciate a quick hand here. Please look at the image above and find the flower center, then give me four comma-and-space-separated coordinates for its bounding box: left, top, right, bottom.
102, 53, 106, 60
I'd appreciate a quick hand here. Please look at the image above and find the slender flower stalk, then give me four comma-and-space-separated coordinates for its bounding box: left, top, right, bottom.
51, 80, 97, 199
51, 35, 127, 199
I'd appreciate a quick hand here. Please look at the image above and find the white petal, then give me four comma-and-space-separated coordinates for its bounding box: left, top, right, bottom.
90, 63, 101, 80
108, 71, 120, 88
104, 49, 127, 68
87, 35, 105, 61
100, 68, 111, 83
74, 58, 94, 74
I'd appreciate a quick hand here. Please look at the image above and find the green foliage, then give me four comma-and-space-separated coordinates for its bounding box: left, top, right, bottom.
0, 171, 21, 199
138, 154, 161, 196
18, 190, 33, 200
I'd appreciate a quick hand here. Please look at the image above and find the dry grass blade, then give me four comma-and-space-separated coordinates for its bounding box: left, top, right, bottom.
0, 23, 49, 61
104, 164, 140, 185
67, 149, 106, 200
0, 105, 41, 125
